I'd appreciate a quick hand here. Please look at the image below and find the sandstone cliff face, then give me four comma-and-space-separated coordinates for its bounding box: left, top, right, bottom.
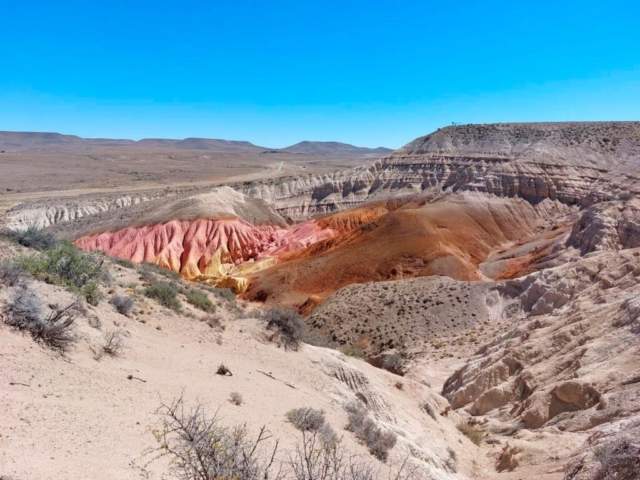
237, 123, 640, 220
5, 122, 638, 232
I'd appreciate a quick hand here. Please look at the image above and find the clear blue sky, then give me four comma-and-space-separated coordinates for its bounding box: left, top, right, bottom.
1, 0, 639, 148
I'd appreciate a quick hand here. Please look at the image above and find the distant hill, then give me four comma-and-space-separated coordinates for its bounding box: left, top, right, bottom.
0, 131, 265, 153
279, 141, 392, 156
0, 132, 391, 156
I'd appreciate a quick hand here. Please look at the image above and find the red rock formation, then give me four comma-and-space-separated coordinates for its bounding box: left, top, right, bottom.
75, 217, 336, 280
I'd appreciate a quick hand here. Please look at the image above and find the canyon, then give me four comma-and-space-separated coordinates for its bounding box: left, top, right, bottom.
2, 122, 640, 480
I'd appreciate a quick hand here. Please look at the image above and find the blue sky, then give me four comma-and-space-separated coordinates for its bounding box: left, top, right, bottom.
1, 0, 639, 148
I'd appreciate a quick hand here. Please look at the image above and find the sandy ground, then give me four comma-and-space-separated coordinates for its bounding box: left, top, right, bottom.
0, 256, 490, 480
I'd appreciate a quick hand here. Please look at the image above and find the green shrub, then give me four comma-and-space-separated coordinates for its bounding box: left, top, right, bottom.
144, 281, 182, 312
185, 289, 215, 313
81, 281, 103, 306
15, 241, 107, 304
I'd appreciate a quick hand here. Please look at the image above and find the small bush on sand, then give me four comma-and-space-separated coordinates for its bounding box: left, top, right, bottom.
153, 396, 279, 480
229, 391, 243, 406
144, 281, 181, 312
2, 286, 78, 352
102, 329, 125, 356
4, 226, 57, 250
152, 397, 423, 480
286, 407, 326, 432
344, 401, 397, 461
263, 308, 305, 351
0, 260, 24, 286
457, 421, 484, 445
92, 329, 125, 360
16, 241, 107, 304
81, 280, 103, 306
110, 294, 135, 316
185, 289, 215, 313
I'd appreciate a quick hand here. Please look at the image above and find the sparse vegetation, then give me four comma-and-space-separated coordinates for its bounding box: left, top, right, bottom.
263, 307, 305, 351
144, 281, 182, 312
153, 396, 279, 480
2, 286, 78, 352
344, 401, 397, 461
93, 329, 125, 360
185, 288, 215, 313
286, 407, 326, 432
456, 421, 484, 445
229, 391, 243, 406
154, 396, 417, 480
16, 241, 107, 304
110, 294, 135, 316
3, 226, 57, 250
0, 260, 24, 286
102, 329, 125, 356
81, 280, 103, 306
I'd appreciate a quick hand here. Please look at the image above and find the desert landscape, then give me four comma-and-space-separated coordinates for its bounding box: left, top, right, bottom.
1, 121, 639, 480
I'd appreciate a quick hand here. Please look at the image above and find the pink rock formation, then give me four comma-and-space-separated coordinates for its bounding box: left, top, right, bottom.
75, 217, 336, 279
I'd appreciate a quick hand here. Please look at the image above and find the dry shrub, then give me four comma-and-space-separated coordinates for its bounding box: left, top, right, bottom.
229, 391, 243, 406
287, 407, 326, 432
0, 260, 24, 287
264, 308, 305, 351
102, 329, 125, 356
110, 294, 135, 316
153, 396, 280, 480
3, 286, 78, 352
344, 401, 397, 461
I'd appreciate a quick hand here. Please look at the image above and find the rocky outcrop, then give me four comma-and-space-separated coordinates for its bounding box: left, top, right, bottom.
442, 248, 640, 433
4, 193, 155, 231
237, 123, 640, 219
567, 198, 640, 254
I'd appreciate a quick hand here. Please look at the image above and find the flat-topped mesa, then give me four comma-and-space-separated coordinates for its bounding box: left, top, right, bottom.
236, 122, 640, 220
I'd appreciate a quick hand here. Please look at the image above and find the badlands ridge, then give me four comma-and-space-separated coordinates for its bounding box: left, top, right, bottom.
1, 122, 640, 480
